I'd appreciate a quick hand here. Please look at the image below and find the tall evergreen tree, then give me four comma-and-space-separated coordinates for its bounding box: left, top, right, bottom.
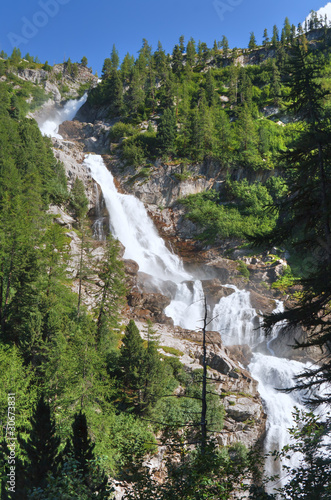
262, 28, 269, 46
221, 35, 229, 57
16, 396, 60, 497
62, 412, 110, 498
248, 32, 257, 50
172, 44, 183, 76
110, 44, 120, 71
284, 17, 292, 43
119, 320, 146, 407
156, 107, 177, 155
272, 25, 279, 46
186, 38, 196, 67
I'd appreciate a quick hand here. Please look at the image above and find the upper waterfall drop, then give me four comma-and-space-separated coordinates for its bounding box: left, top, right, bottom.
38, 93, 87, 138
84, 154, 191, 283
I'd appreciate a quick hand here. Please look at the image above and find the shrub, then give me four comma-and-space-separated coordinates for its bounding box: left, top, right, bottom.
109, 121, 136, 142
238, 261, 250, 279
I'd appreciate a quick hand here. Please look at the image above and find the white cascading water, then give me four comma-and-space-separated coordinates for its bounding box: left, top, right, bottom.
39, 98, 325, 492
38, 93, 87, 138
83, 154, 190, 284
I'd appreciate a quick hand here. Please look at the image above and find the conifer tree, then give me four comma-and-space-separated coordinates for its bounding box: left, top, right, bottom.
110, 44, 120, 71
248, 32, 257, 50
262, 28, 269, 46
186, 38, 196, 67
121, 53, 134, 83
272, 25, 279, 46
81, 56, 88, 67
284, 17, 292, 43
62, 412, 110, 498
16, 396, 60, 496
270, 60, 282, 106
221, 35, 229, 57
119, 320, 146, 406
156, 107, 177, 155
154, 41, 167, 75
179, 35, 185, 53
94, 235, 126, 340
172, 44, 183, 76
101, 58, 112, 79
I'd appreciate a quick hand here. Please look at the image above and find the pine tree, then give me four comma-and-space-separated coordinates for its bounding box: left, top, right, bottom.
248, 32, 257, 50
221, 35, 229, 57
110, 44, 120, 71
179, 35, 185, 53
121, 53, 134, 83
262, 28, 269, 46
272, 25, 279, 46
205, 69, 217, 107
270, 60, 282, 106
70, 177, 89, 220
284, 17, 292, 43
101, 58, 112, 79
156, 107, 177, 155
119, 320, 146, 405
62, 412, 109, 498
94, 235, 126, 340
16, 396, 60, 496
186, 38, 196, 67
154, 41, 167, 76
172, 44, 183, 76
81, 56, 88, 67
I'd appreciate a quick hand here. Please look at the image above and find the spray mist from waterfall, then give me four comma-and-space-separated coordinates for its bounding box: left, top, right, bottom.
38, 93, 87, 138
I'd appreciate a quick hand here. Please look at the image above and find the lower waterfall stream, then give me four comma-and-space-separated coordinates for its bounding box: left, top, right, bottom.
84, 153, 313, 490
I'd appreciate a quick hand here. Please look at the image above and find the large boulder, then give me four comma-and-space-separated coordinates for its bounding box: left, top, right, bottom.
201, 279, 235, 307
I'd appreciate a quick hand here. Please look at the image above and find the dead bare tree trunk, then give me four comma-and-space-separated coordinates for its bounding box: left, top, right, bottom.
201, 295, 208, 455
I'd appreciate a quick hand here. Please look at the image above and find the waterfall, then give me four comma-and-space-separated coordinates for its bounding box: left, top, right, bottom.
84, 153, 318, 491
38, 97, 322, 493
83, 154, 190, 283
38, 93, 87, 138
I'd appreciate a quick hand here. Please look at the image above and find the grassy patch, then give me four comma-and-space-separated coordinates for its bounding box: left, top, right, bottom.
160, 346, 184, 357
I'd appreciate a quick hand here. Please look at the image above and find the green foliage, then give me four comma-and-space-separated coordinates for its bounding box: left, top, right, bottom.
160, 346, 184, 356
237, 261, 250, 279
70, 177, 89, 219
109, 121, 136, 141
16, 396, 61, 496
274, 409, 331, 499
180, 182, 278, 242
123, 438, 262, 500
156, 108, 177, 155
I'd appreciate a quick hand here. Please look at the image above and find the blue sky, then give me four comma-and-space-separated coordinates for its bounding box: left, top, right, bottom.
0, 0, 329, 74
